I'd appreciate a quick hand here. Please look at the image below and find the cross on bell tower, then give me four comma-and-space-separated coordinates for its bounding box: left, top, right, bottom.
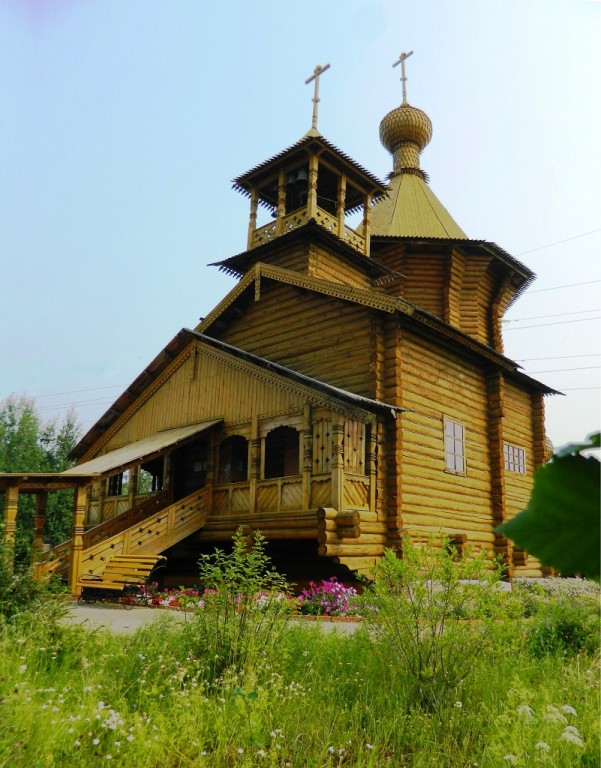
305, 63, 331, 130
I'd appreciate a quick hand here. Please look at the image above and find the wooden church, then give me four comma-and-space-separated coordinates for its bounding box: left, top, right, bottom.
1, 59, 556, 591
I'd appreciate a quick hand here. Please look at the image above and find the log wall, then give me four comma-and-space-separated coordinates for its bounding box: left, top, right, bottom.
215, 283, 374, 397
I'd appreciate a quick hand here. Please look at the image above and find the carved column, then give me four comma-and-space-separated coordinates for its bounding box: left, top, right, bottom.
68, 485, 88, 596
302, 405, 312, 510
362, 192, 372, 256
336, 175, 346, 237
331, 417, 345, 512
249, 415, 260, 515
247, 188, 259, 250
2, 484, 19, 565
276, 169, 286, 234
306, 154, 319, 219
32, 491, 48, 560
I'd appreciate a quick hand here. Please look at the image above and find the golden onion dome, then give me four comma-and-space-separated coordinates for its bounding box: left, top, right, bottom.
379, 102, 432, 178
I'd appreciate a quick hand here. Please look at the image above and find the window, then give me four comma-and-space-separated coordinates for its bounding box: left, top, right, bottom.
218, 435, 248, 484
444, 419, 465, 474
264, 426, 300, 479
139, 457, 164, 493
504, 443, 526, 474
107, 469, 129, 496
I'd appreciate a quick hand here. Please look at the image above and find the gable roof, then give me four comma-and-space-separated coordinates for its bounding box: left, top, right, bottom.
71, 328, 402, 461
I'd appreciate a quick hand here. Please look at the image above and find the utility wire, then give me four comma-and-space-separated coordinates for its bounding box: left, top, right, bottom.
515, 354, 600, 362
527, 366, 601, 374
526, 279, 601, 294
36, 385, 126, 399
502, 308, 600, 324
515, 228, 601, 256
504, 316, 601, 331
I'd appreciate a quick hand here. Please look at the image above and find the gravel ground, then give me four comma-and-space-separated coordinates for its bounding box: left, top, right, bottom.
64, 602, 361, 635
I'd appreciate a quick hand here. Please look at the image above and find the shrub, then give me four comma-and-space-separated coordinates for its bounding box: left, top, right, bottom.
183, 529, 291, 683
526, 599, 600, 658
0, 536, 66, 621
364, 537, 514, 710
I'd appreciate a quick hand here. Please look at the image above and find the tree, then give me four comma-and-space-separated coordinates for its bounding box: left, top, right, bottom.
0, 395, 81, 561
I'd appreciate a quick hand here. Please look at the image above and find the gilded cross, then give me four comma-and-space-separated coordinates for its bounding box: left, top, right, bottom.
392, 50, 413, 103
305, 63, 331, 130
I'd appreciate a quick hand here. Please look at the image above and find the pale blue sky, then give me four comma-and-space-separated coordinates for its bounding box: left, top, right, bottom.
1, 0, 599, 449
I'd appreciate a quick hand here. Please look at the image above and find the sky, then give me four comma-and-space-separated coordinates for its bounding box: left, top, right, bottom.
1, 0, 600, 451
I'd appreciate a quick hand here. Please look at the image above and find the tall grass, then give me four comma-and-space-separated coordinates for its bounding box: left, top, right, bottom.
0, 535, 598, 766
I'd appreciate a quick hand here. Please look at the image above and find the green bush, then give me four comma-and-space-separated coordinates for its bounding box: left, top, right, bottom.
183, 529, 291, 683
0, 535, 66, 621
526, 599, 600, 657
364, 537, 515, 710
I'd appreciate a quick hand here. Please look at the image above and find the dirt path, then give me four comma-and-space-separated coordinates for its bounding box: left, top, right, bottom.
64, 602, 361, 635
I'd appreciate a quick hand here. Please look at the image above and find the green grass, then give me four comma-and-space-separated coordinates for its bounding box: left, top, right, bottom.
0, 597, 599, 767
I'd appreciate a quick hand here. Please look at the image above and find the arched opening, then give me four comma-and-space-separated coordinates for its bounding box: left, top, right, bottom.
218, 435, 249, 484
264, 426, 300, 479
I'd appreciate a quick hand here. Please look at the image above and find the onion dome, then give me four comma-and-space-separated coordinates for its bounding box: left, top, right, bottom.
379, 102, 433, 179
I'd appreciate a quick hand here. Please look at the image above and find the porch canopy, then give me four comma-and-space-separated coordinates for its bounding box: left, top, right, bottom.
62, 419, 223, 477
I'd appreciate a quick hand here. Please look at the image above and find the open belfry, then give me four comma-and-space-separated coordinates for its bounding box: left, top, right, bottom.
1, 55, 556, 590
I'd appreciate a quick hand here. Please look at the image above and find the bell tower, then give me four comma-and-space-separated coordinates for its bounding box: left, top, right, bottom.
233, 65, 388, 257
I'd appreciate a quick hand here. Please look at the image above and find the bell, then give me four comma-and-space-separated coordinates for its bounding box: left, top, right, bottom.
295, 168, 308, 184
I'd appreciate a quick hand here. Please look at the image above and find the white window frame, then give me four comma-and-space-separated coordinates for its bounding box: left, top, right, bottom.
503, 443, 526, 474
443, 418, 466, 475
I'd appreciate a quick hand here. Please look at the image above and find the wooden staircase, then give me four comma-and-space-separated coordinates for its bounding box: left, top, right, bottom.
36, 487, 210, 582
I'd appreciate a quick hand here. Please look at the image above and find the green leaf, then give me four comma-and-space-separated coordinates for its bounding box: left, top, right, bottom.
555, 430, 600, 458
498, 454, 600, 579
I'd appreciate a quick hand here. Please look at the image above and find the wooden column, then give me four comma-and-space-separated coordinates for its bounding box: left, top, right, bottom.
302, 405, 312, 510
306, 154, 318, 219
68, 485, 88, 596
331, 416, 345, 512
362, 192, 372, 256
336, 175, 346, 237
367, 422, 378, 515
276, 169, 286, 234
2, 484, 19, 564
247, 188, 259, 250
32, 491, 48, 560
249, 415, 260, 515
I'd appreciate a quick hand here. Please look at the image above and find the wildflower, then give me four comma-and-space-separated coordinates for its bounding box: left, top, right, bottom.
257, 749, 266, 756
93, 738, 100, 745
366, 743, 374, 749
338, 748, 346, 756
561, 705, 577, 716
237, 748, 244, 754
544, 706, 567, 724
18, 664, 27, 673
74, 740, 81, 747
561, 730, 584, 747
454, 701, 463, 708
516, 704, 534, 718
535, 742, 550, 751
106, 755, 113, 761
328, 746, 335, 754
564, 725, 580, 735
503, 757, 517, 764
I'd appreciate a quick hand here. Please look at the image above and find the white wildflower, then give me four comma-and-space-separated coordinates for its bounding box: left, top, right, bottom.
503, 756, 517, 765
237, 748, 244, 754
561, 705, 577, 716
454, 701, 463, 708
516, 704, 534, 718
18, 665, 27, 673
535, 742, 550, 751
561, 730, 584, 747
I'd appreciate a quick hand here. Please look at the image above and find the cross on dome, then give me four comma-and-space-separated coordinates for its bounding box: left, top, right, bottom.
392, 50, 413, 104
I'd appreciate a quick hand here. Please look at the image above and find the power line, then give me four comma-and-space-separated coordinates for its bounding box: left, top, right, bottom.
560, 386, 601, 391
503, 308, 600, 324
515, 228, 601, 256
515, 354, 600, 362
504, 316, 601, 331
527, 366, 601, 374
526, 279, 601, 294
36, 385, 126, 399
